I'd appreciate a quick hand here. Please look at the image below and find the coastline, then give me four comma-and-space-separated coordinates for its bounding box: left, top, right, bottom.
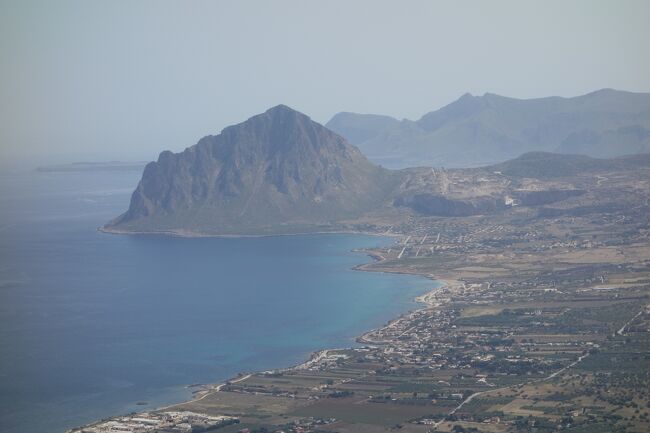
191, 243, 452, 382
72, 231, 451, 432
140, 280, 452, 416
98, 225, 403, 239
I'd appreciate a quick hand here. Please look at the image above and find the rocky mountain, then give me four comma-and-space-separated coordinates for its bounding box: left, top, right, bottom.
104, 105, 396, 235
326, 89, 650, 168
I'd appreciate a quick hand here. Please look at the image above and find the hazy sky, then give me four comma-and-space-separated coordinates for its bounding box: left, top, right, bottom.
1, 0, 649, 164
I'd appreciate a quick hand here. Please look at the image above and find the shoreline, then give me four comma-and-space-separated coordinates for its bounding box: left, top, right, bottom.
72, 231, 452, 432
98, 225, 403, 239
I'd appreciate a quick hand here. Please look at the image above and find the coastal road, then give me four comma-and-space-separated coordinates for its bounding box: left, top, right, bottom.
617, 305, 646, 336
215, 373, 252, 392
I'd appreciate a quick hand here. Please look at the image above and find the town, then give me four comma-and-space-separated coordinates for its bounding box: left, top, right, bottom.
70, 411, 238, 433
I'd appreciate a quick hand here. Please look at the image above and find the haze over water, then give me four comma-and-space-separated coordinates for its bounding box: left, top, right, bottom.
0, 169, 435, 433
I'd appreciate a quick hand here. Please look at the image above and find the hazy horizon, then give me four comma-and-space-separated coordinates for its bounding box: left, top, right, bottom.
1, 0, 649, 166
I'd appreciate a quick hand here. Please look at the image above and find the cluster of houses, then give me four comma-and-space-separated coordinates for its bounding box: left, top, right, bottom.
70, 411, 237, 433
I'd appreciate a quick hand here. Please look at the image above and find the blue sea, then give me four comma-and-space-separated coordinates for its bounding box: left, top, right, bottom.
0, 169, 435, 433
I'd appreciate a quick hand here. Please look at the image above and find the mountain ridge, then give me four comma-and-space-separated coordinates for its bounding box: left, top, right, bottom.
326, 89, 650, 168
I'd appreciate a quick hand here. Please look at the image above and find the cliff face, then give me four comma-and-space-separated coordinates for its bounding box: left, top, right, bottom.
106, 105, 395, 234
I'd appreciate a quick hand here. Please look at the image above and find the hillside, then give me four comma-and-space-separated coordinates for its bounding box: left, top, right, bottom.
488, 151, 650, 179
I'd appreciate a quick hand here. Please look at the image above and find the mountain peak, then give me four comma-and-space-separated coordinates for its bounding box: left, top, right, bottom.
265, 104, 300, 115
586, 88, 618, 95
225, 105, 315, 134
417, 92, 487, 131
249, 104, 313, 127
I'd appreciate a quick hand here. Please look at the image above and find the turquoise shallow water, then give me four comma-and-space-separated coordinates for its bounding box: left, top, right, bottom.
0, 169, 436, 433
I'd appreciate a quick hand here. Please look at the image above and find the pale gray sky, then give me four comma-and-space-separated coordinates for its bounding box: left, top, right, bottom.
1, 0, 649, 164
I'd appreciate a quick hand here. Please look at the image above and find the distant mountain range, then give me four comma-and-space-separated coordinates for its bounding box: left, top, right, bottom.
326, 89, 650, 168
105, 102, 650, 236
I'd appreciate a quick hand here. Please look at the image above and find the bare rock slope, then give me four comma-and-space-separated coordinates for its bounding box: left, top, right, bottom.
105, 105, 396, 235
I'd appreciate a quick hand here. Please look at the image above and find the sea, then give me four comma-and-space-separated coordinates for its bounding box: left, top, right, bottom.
0, 168, 436, 433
